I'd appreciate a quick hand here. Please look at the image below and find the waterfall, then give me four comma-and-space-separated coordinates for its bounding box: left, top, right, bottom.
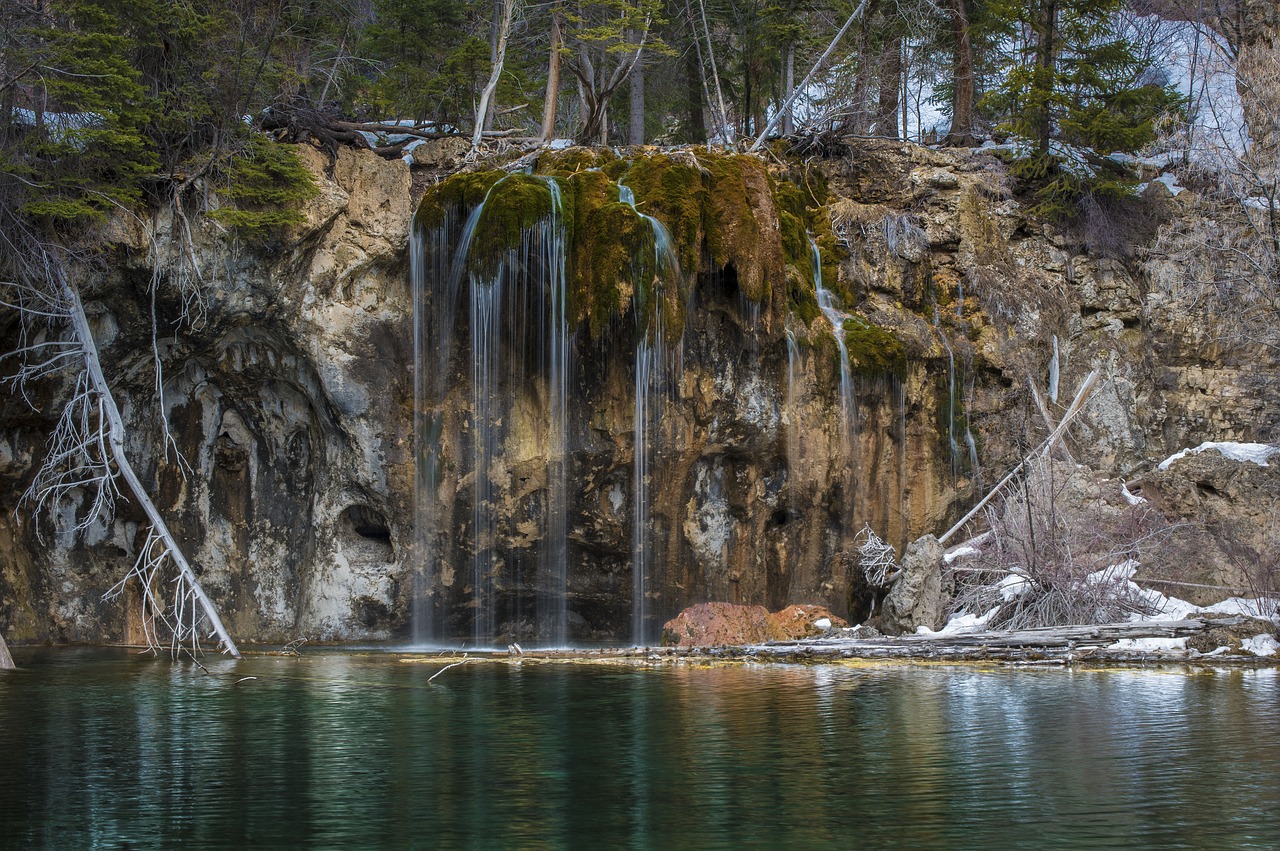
412, 176, 572, 647
785, 330, 803, 485
811, 239, 855, 453
539, 178, 572, 647
412, 193, 489, 645
620, 177, 681, 646
810, 239, 862, 537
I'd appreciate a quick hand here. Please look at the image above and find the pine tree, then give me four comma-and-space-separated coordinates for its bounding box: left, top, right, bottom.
982, 0, 1183, 212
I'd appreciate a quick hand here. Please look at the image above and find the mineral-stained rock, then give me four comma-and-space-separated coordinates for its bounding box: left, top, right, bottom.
660, 602, 780, 647
877, 534, 945, 636
769, 604, 848, 640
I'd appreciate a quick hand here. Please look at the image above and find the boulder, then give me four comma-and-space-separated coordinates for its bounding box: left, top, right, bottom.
769, 604, 848, 640
660, 603, 779, 647
877, 534, 945, 635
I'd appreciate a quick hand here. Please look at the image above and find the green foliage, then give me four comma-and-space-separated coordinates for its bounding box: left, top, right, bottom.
357, 0, 483, 123
2, 0, 159, 225
982, 0, 1184, 216
207, 136, 318, 238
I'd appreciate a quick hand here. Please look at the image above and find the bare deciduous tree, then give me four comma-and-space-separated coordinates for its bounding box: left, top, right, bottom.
1, 221, 241, 659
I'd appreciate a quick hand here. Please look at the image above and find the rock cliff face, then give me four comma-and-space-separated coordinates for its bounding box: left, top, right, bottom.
0, 140, 1275, 646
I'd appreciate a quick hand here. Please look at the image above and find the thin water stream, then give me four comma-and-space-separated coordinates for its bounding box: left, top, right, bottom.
1, 649, 1277, 849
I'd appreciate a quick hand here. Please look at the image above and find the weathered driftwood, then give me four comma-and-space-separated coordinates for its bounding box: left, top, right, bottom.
725, 617, 1253, 663
63, 281, 240, 659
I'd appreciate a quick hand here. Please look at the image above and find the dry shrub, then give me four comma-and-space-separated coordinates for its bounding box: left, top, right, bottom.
950, 460, 1169, 629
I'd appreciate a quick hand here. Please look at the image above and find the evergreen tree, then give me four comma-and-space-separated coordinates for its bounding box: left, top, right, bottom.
982, 0, 1183, 209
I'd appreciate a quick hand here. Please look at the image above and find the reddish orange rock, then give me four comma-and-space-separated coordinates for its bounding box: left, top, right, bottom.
768, 604, 848, 640
660, 602, 780, 647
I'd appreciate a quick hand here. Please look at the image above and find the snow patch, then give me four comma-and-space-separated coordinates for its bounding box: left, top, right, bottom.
944, 532, 990, 564
1121, 480, 1147, 505
927, 606, 1001, 635
1109, 636, 1188, 652
997, 573, 1032, 602
1157, 441, 1279, 470
1242, 634, 1279, 657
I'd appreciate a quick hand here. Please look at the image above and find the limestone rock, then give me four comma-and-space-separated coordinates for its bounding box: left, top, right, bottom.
769, 604, 848, 640
877, 535, 945, 636
1143, 449, 1280, 600
660, 603, 779, 647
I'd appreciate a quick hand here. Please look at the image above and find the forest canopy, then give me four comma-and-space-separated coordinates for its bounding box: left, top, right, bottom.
2, 0, 1222, 229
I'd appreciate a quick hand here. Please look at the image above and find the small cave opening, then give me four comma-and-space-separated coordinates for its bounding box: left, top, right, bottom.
341, 505, 393, 552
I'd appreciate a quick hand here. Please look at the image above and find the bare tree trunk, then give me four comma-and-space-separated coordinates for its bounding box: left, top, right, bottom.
877, 36, 903, 138
541, 6, 563, 142
0, 627, 13, 670
698, 0, 732, 141
945, 0, 978, 145
782, 43, 796, 136
629, 30, 645, 145
749, 0, 870, 152
473, 0, 518, 153
484, 0, 503, 132
686, 44, 708, 142
62, 280, 242, 659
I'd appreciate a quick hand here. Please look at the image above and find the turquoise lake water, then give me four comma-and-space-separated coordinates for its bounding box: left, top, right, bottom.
1, 648, 1277, 849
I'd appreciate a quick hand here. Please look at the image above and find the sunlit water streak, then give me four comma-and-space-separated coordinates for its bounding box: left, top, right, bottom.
2, 650, 1277, 850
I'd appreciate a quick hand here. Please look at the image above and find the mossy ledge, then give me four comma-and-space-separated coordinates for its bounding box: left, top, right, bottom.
843, 316, 907, 378
415, 150, 802, 339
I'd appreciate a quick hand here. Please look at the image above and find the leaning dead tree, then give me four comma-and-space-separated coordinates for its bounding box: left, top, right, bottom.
0, 626, 13, 670
1, 230, 240, 659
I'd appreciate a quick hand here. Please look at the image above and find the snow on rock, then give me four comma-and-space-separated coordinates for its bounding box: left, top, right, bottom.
1086, 560, 1138, 586
1157, 441, 1279, 471
997, 573, 1032, 602
1109, 636, 1189, 652
1242, 634, 1280, 657
1121, 479, 1147, 505
924, 606, 1001, 635
1243, 197, 1279, 212
944, 532, 990, 564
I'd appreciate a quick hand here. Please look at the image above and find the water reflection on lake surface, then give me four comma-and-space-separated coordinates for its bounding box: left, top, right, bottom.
1, 649, 1277, 849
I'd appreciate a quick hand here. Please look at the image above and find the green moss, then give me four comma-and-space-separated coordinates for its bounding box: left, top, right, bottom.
843, 316, 906, 378
537, 147, 621, 176
415, 170, 504, 231
469, 174, 555, 269
621, 154, 707, 277
572, 198, 653, 337
772, 169, 847, 323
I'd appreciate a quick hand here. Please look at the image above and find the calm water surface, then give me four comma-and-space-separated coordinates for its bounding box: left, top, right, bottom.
1, 648, 1277, 849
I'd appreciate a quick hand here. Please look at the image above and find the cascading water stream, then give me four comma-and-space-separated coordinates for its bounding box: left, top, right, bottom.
412, 175, 571, 647
811, 239, 856, 454
412, 190, 493, 645
619, 178, 681, 646
785, 330, 803, 487
809, 238, 862, 537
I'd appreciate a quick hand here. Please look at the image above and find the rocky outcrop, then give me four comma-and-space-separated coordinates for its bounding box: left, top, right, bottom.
1, 138, 1276, 647
659, 601, 847, 646
0, 146, 415, 645
1144, 447, 1280, 601
769, 604, 848, 640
